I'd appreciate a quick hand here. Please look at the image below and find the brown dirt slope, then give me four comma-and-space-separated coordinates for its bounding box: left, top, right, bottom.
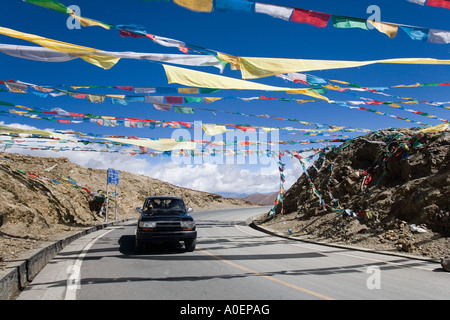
261, 128, 450, 259
0, 152, 254, 269
242, 192, 278, 205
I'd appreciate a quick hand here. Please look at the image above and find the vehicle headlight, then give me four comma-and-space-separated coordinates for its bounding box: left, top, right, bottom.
139, 221, 157, 228
181, 220, 195, 230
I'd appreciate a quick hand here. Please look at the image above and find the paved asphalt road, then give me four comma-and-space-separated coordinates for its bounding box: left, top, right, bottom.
17, 207, 450, 301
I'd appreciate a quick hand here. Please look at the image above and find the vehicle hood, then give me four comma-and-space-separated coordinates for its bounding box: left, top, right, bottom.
140, 213, 194, 221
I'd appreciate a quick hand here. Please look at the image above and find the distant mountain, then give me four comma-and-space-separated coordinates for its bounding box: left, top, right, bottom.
242, 192, 278, 206
217, 192, 250, 198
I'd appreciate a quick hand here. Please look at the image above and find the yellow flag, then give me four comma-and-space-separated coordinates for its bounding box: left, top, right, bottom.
71, 15, 111, 29
202, 124, 227, 136
104, 137, 197, 151
0, 125, 67, 139
178, 87, 199, 94
203, 97, 222, 103
392, 83, 421, 88
0, 26, 119, 69
163, 64, 330, 101
417, 123, 449, 132
174, 0, 213, 12
368, 21, 398, 39
238, 56, 450, 79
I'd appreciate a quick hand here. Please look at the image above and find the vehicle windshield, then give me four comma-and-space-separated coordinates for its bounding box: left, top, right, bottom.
143, 198, 186, 215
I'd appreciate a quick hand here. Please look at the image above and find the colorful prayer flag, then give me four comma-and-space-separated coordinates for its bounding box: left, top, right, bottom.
290, 9, 331, 28
23, 0, 71, 14
426, 0, 450, 9
332, 15, 369, 30
254, 2, 293, 21
214, 0, 254, 12
400, 26, 429, 41
368, 21, 399, 39
429, 29, 450, 44
173, 0, 213, 12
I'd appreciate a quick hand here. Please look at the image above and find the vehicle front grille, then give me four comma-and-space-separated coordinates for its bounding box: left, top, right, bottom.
156, 221, 182, 231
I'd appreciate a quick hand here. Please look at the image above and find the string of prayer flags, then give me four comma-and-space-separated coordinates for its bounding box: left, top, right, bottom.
166, 0, 450, 43
0, 27, 120, 69
22, 0, 219, 55
0, 42, 226, 71
102, 137, 197, 151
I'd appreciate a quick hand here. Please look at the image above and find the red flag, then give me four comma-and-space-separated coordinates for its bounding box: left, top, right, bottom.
426, 0, 450, 9
290, 9, 331, 28
113, 86, 133, 91
119, 30, 145, 38
165, 96, 184, 104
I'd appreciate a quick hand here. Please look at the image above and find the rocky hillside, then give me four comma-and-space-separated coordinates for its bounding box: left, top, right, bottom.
0, 152, 254, 268
261, 127, 450, 259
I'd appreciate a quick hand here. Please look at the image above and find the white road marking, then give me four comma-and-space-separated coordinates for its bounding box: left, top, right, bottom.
64, 229, 115, 300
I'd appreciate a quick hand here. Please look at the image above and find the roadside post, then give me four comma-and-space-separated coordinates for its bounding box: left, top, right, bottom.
106, 168, 119, 222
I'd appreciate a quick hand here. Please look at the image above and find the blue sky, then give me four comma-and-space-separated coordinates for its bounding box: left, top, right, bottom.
0, 0, 448, 195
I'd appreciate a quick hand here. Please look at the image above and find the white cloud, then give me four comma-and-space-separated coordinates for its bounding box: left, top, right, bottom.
147, 159, 304, 195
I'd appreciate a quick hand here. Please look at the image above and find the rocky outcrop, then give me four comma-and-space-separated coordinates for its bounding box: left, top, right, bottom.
274, 128, 450, 235
260, 128, 450, 259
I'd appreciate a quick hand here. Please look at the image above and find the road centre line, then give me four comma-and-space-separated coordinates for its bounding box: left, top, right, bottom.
197, 247, 335, 300
195, 214, 334, 299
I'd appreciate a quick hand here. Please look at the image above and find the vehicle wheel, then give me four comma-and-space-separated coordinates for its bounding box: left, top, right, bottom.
184, 239, 196, 252
135, 238, 144, 253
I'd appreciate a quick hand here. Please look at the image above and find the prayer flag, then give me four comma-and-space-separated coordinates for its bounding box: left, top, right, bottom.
368, 21, 398, 39
153, 103, 172, 111
254, 3, 293, 21
0, 26, 120, 69
104, 137, 197, 151
202, 124, 227, 136
174, 0, 213, 12
426, 0, 450, 9
174, 106, 194, 114
429, 29, 450, 44
238, 56, 450, 79
290, 9, 331, 28
332, 15, 369, 30
214, 0, 254, 12
400, 26, 429, 41
23, 0, 71, 14
163, 64, 330, 101
407, 0, 427, 5
165, 96, 184, 104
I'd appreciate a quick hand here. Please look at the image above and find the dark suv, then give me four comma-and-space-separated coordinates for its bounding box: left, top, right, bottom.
135, 196, 197, 252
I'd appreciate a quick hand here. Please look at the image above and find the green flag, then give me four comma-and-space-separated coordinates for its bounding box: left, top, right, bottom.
332, 15, 369, 30
174, 106, 194, 114
23, 0, 72, 14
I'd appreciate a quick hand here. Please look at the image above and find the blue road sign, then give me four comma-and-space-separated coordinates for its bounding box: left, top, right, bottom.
107, 168, 119, 185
